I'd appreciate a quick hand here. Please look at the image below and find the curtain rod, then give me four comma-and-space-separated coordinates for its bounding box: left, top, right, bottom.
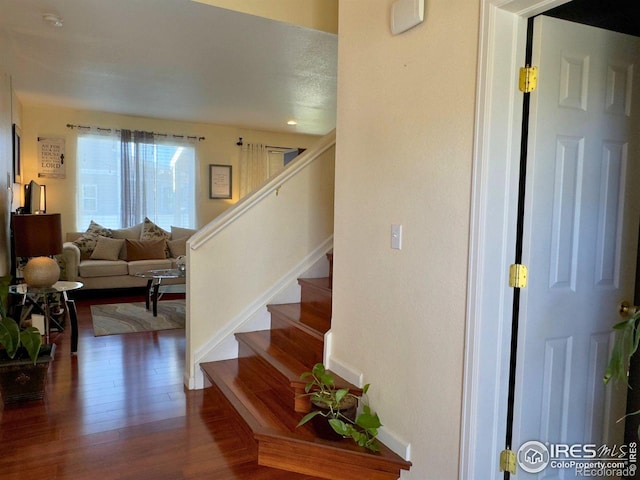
235, 137, 292, 149
66, 123, 205, 141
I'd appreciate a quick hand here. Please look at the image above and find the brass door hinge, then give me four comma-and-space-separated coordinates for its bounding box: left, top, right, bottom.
509, 264, 528, 288
500, 449, 517, 474
519, 66, 538, 93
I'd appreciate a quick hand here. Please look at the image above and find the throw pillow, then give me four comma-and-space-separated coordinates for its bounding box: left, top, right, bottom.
167, 238, 187, 258
171, 225, 197, 240
90, 236, 125, 261
73, 221, 113, 259
141, 217, 170, 241
86, 220, 112, 237
125, 239, 167, 261
111, 223, 143, 240
140, 217, 170, 258
112, 223, 144, 259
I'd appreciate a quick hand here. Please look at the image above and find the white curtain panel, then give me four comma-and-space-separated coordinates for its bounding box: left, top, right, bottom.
239, 143, 268, 198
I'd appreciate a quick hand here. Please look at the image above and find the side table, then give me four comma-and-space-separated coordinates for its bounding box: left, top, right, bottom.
135, 269, 185, 317
9, 281, 83, 354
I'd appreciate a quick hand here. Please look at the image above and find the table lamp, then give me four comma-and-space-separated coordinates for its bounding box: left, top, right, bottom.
12, 213, 63, 288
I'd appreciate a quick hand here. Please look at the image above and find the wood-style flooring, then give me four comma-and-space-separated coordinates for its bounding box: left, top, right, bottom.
0, 292, 322, 480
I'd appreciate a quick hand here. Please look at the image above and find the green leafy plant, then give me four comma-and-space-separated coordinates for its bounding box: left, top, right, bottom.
603, 310, 640, 387
296, 363, 382, 452
603, 309, 640, 434
0, 275, 42, 364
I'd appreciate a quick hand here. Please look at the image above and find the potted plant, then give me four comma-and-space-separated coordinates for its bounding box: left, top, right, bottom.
296, 363, 382, 452
603, 307, 640, 438
0, 275, 55, 403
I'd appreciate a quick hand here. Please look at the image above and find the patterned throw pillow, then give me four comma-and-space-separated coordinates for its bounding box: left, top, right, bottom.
73, 221, 112, 259
140, 217, 170, 257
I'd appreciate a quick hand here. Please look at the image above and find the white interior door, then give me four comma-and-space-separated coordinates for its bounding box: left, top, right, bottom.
513, 15, 640, 477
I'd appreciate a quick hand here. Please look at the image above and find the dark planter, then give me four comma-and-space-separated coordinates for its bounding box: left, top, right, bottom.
310, 395, 358, 440
0, 344, 56, 404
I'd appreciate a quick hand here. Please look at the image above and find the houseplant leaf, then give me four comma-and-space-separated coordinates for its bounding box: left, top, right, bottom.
0, 317, 20, 359
20, 327, 43, 364
356, 411, 382, 430
297, 410, 323, 427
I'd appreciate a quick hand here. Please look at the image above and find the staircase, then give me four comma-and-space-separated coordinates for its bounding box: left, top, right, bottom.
200, 252, 412, 480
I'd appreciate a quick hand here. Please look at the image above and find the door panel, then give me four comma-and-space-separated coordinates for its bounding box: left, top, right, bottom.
513, 15, 640, 477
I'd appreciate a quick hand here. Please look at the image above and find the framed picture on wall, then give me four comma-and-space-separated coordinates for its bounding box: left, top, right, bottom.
209, 164, 232, 199
12, 124, 21, 183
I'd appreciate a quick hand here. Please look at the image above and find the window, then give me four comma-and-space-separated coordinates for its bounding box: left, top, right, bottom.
77, 132, 196, 231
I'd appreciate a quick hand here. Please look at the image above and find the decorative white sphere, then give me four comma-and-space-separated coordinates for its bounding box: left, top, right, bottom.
23, 257, 60, 288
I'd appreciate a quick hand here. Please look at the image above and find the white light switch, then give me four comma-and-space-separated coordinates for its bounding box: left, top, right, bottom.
391, 224, 402, 250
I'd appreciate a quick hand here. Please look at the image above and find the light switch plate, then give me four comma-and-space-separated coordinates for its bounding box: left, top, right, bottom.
391, 0, 424, 35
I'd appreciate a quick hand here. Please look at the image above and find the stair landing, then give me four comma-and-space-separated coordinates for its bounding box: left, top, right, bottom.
201, 357, 411, 480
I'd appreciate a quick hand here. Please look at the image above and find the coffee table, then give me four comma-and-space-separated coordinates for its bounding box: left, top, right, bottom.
9, 281, 83, 354
135, 269, 185, 317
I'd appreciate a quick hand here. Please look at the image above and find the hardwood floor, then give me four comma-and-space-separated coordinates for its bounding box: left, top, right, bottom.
0, 292, 322, 480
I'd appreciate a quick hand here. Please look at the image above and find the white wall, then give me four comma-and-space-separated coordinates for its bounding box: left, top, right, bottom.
332, 1, 479, 478
19, 103, 320, 235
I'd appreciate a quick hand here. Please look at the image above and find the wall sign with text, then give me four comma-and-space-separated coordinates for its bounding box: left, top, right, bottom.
209, 164, 232, 199
38, 137, 66, 178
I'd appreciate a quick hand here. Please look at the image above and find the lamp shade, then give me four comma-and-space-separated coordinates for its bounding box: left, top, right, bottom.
12, 213, 63, 257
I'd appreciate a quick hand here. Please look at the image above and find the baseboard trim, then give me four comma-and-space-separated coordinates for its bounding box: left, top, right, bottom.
326, 353, 412, 461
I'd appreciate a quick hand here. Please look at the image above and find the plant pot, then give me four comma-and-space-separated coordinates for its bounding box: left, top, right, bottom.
310, 395, 358, 440
0, 344, 56, 404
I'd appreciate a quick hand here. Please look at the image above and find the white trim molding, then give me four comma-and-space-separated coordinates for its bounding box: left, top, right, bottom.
461, 1, 571, 478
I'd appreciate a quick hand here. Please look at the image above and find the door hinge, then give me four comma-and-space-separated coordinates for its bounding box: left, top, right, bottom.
519, 66, 538, 93
509, 264, 528, 288
500, 449, 517, 474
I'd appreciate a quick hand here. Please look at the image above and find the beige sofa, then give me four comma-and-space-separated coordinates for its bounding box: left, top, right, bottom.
61, 219, 194, 290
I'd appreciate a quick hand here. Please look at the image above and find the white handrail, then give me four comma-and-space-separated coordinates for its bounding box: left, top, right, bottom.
189, 129, 336, 251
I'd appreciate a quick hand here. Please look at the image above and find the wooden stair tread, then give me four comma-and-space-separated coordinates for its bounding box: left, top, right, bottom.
268, 303, 331, 338
201, 357, 313, 434
201, 357, 412, 479
236, 330, 322, 381
235, 330, 358, 393
298, 277, 332, 292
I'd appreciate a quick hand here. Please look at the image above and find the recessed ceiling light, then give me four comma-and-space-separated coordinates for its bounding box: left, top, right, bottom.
287, 120, 297, 126
43, 13, 64, 28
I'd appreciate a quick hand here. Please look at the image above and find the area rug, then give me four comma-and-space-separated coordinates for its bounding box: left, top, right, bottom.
91, 300, 185, 336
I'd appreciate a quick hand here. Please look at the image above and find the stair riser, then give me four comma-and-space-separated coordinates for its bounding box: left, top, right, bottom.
202, 372, 260, 454
300, 284, 332, 317
269, 315, 324, 361
267, 303, 331, 338
257, 437, 403, 480
238, 343, 297, 410
237, 330, 323, 376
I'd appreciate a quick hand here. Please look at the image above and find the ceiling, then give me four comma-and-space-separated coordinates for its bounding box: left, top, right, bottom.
0, 0, 338, 135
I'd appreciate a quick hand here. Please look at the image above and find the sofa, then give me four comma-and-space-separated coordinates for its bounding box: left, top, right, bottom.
61, 218, 195, 290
